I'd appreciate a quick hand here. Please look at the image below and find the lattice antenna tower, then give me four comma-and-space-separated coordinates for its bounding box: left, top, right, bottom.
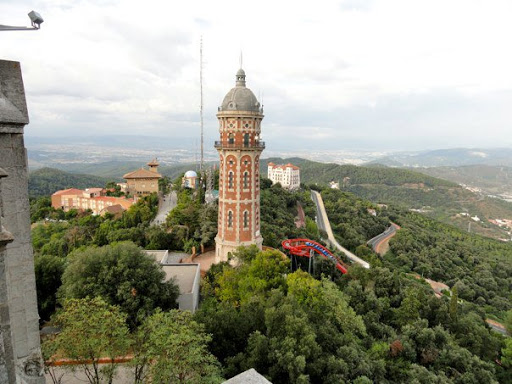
205, 165, 214, 204
199, 36, 204, 172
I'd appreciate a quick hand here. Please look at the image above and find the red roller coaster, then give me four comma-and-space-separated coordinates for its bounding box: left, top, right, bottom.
281, 238, 348, 274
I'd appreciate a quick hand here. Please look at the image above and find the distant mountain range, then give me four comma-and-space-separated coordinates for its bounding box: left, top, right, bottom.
369, 148, 512, 167
413, 164, 512, 199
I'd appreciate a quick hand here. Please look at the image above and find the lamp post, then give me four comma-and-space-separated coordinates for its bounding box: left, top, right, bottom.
0, 10, 43, 31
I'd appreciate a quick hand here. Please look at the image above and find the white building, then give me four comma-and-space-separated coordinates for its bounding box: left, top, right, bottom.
267, 162, 300, 190
182, 170, 198, 189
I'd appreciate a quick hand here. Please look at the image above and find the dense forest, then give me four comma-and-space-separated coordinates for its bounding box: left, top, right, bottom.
320, 187, 512, 319
28, 167, 111, 198
262, 157, 457, 187
31, 171, 512, 383
196, 246, 511, 383
416, 164, 512, 196
264, 157, 512, 240
31, 159, 512, 239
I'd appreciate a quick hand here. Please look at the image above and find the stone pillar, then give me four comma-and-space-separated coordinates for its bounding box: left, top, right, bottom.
0, 167, 16, 384
0, 60, 45, 383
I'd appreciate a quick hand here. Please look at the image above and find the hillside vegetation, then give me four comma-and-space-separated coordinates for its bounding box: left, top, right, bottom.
415, 164, 512, 197
30, 169, 512, 382
262, 157, 456, 187
264, 158, 512, 240
40, 161, 216, 180
28, 167, 111, 198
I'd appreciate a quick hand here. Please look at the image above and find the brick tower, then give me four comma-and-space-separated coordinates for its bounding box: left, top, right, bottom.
214, 68, 265, 262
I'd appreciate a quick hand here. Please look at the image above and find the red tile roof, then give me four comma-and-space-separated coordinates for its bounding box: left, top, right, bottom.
52, 188, 84, 196
123, 168, 162, 179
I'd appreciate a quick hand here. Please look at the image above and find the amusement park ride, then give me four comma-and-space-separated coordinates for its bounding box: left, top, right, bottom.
282, 238, 349, 274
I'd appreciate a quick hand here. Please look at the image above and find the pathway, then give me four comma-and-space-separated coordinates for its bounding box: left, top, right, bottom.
367, 222, 401, 255
151, 191, 177, 226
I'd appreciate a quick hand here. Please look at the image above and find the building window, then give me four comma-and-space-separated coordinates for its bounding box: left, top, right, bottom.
244, 133, 249, 147
228, 172, 234, 189
243, 211, 249, 228
228, 211, 233, 228
243, 172, 249, 189
228, 133, 235, 144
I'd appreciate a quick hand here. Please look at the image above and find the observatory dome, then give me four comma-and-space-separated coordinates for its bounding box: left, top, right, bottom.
184, 170, 197, 178
220, 69, 261, 112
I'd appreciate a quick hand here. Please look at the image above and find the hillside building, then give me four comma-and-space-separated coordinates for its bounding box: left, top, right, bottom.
267, 162, 300, 190
51, 188, 134, 215
214, 68, 265, 262
182, 170, 199, 189
123, 158, 162, 196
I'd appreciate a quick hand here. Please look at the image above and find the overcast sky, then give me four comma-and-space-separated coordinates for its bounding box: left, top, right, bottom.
2, 0, 512, 151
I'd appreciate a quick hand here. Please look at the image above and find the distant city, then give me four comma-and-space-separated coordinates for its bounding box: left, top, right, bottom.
26, 135, 390, 169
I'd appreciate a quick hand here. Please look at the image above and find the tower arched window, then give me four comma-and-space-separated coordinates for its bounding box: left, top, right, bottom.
228, 133, 234, 145
243, 171, 249, 189
228, 211, 233, 228
244, 133, 249, 147
243, 211, 249, 228
228, 172, 234, 189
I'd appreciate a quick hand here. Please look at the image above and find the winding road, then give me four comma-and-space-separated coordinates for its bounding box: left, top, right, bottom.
367, 223, 400, 255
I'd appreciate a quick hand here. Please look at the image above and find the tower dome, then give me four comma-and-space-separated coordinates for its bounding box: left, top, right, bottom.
184, 170, 198, 178
220, 69, 261, 112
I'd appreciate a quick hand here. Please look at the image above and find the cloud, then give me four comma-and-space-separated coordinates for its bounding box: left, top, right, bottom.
1, 0, 511, 152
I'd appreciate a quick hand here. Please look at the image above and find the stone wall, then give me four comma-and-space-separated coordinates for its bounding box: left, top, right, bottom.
0, 60, 45, 383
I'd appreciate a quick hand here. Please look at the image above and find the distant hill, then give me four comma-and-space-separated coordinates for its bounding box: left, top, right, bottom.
369, 148, 512, 167
262, 157, 456, 187
28, 168, 111, 198
39, 161, 216, 181
28, 163, 218, 197
42, 161, 147, 179
262, 158, 512, 240
413, 164, 512, 198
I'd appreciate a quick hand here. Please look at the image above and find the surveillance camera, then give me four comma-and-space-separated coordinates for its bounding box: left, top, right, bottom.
28, 11, 43, 29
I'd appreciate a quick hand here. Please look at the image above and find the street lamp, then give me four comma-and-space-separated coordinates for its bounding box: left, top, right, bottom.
0, 11, 44, 31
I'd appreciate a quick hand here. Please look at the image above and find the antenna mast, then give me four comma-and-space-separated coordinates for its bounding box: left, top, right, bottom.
200, 36, 204, 172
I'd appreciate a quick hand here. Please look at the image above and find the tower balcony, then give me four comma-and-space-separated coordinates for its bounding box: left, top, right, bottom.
214, 141, 265, 150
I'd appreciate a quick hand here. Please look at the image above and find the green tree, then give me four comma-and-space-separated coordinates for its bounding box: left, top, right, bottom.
34, 254, 65, 320
504, 309, 512, 336
59, 241, 179, 327
502, 339, 512, 368
30, 196, 54, 222
135, 309, 223, 384
196, 202, 218, 247
449, 286, 458, 325
45, 297, 130, 384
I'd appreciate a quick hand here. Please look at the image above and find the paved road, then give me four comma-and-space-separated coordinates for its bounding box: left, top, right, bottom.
311, 190, 370, 269
486, 319, 508, 336
151, 191, 177, 226
367, 223, 400, 255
